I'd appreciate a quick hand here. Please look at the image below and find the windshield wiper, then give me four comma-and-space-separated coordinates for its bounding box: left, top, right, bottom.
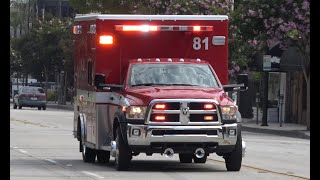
131, 83, 200, 87
169, 83, 200, 86
131, 83, 169, 87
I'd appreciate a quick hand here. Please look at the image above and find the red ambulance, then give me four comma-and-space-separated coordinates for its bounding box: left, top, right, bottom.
73, 14, 247, 171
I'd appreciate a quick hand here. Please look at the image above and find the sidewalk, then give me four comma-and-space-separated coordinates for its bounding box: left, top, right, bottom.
10, 99, 310, 140
242, 118, 310, 140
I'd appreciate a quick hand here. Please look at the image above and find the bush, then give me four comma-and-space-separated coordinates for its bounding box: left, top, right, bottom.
47, 91, 57, 101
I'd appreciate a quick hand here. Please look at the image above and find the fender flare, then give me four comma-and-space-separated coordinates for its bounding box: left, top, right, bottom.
114, 110, 128, 144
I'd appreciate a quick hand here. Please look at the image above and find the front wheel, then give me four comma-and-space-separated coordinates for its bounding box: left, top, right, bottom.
224, 133, 242, 171
38, 107, 41, 110
13, 104, 17, 109
42, 106, 46, 110
18, 105, 22, 109
114, 127, 131, 171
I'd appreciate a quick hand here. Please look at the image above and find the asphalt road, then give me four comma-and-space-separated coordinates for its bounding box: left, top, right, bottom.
10, 106, 310, 180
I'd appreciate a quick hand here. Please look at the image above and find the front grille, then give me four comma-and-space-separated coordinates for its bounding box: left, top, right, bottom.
152, 130, 218, 136
149, 100, 220, 124
150, 114, 179, 122
189, 114, 218, 122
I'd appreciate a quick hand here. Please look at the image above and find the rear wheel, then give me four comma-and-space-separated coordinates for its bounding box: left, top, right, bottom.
38, 107, 41, 110
13, 104, 17, 109
42, 106, 46, 110
224, 133, 242, 171
179, 153, 193, 163
80, 129, 96, 163
18, 105, 22, 109
114, 127, 131, 171
96, 150, 110, 163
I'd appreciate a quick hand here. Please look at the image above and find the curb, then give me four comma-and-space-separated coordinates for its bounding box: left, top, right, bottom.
242, 126, 310, 140
46, 104, 74, 111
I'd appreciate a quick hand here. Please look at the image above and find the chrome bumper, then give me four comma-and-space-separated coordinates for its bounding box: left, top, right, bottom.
126, 123, 239, 147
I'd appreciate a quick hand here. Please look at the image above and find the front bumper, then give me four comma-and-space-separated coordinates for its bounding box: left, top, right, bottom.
126, 123, 239, 153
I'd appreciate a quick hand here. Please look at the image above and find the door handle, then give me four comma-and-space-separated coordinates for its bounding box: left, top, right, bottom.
110, 97, 114, 101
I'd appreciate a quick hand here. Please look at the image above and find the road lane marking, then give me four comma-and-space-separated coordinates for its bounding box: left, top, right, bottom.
45, 159, 57, 164
81, 171, 104, 179
208, 158, 309, 180
18, 149, 27, 154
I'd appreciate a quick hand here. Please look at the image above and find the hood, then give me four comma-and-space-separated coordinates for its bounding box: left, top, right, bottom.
124, 86, 234, 106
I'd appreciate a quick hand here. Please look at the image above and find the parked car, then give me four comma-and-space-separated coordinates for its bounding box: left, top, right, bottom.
13, 86, 47, 110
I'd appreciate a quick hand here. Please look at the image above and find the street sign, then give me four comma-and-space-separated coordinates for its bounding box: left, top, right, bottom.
263, 55, 280, 71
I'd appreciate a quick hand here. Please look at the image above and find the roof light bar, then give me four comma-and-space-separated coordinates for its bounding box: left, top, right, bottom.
115, 25, 213, 32
115, 25, 158, 32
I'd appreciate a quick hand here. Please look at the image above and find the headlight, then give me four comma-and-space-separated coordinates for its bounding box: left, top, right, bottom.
221, 106, 237, 120
126, 106, 147, 119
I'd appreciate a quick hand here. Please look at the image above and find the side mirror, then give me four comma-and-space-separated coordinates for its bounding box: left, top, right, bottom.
237, 74, 248, 91
94, 73, 106, 90
102, 84, 123, 92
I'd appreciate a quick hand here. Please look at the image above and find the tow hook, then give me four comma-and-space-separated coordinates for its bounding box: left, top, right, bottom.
163, 148, 174, 158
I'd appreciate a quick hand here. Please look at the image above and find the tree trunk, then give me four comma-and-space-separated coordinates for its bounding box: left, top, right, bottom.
306, 75, 310, 130
26, 72, 28, 86
44, 67, 48, 98
63, 72, 67, 104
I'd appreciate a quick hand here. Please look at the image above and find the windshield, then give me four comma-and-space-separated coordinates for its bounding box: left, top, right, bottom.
22, 87, 44, 94
129, 64, 220, 88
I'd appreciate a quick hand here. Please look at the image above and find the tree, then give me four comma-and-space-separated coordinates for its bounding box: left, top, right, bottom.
69, 0, 136, 14
232, 0, 310, 129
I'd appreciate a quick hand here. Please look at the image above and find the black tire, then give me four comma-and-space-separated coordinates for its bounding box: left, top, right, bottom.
193, 155, 207, 163
96, 150, 110, 163
224, 133, 242, 171
42, 106, 46, 110
13, 104, 17, 109
114, 127, 131, 171
80, 131, 96, 163
38, 107, 41, 110
179, 153, 193, 163
18, 105, 22, 109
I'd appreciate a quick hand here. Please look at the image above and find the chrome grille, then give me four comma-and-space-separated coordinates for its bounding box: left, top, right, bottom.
146, 99, 221, 125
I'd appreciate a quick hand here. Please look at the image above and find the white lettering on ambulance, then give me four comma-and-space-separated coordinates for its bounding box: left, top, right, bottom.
193, 37, 209, 50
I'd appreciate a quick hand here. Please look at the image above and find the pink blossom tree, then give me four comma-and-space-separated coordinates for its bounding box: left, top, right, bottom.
232, 0, 310, 129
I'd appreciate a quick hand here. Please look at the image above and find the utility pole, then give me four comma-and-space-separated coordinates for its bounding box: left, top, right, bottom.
261, 72, 269, 126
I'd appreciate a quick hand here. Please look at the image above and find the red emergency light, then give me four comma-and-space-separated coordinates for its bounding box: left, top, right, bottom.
204, 103, 216, 110
99, 35, 113, 45
115, 25, 213, 32
154, 115, 166, 121
154, 104, 166, 110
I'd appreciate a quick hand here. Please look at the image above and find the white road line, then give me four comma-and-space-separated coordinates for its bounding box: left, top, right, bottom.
81, 171, 104, 179
13, 146, 18, 149
18, 149, 27, 154
45, 159, 57, 164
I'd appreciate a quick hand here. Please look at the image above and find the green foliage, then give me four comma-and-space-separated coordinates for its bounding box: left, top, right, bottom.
47, 91, 57, 101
